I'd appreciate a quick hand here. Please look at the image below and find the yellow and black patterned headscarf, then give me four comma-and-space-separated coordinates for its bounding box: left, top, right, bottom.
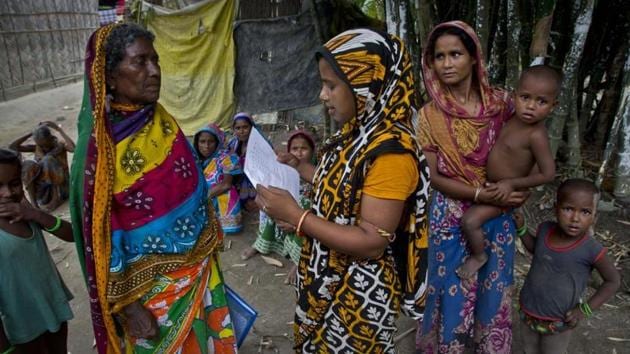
313, 29, 427, 218
303, 28, 430, 326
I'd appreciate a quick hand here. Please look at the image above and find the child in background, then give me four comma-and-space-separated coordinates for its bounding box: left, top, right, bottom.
516, 179, 620, 354
0, 149, 74, 354
9, 121, 75, 212
194, 124, 243, 234
227, 112, 258, 212
457, 65, 559, 279
241, 130, 315, 284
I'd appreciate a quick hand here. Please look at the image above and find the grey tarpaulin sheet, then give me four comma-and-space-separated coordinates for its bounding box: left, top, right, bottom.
234, 11, 322, 113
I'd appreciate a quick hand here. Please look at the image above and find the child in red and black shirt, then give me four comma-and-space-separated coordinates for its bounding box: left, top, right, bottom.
516, 178, 620, 353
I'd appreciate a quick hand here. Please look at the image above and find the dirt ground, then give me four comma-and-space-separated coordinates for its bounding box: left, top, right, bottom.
1, 83, 628, 353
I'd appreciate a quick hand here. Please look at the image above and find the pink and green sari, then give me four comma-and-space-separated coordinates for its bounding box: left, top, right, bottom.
70, 24, 236, 354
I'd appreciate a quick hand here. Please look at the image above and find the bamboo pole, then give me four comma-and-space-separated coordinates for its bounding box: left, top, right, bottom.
594, 43, 629, 146
612, 49, 630, 197
529, 0, 555, 64
402, 0, 424, 104
385, 0, 412, 55
597, 94, 628, 189
505, 0, 520, 90
565, 88, 583, 176
411, 0, 436, 103
384, 0, 399, 36
579, 62, 606, 137
415, 0, 435, 47
487, 0, 506, 85
547, 0, 595, 158
474, 0, 491, 58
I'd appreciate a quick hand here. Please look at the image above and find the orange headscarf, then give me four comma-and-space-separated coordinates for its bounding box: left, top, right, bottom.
418, 21, 513, 186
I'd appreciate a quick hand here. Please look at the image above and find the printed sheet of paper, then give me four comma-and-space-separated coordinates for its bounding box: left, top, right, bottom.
244, 128, 300, 202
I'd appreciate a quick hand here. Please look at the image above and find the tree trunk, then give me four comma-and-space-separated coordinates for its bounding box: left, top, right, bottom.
505, 0, 521, 89
529, 0, 555, 64
411, 0, 438, 101
488, 0, 506, 85
386, 0, 426, 105
580, 63, 606, 140
415, 0, 436, 48
434, 1, 452, 21
385, 0, 411, 42
547, 0, 595, 158
455, 0, 473, 24
565, 87, 583, 176
612, 49, 630, 198
594, 41, 629, 147
475, 0, 492, 59
403, 0, 425, 104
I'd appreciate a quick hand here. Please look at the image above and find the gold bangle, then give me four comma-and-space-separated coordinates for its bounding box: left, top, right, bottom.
361, 220, 396, 242
375, 227, 396, 242
296, 210, 311, 235
473, 186, 481, 202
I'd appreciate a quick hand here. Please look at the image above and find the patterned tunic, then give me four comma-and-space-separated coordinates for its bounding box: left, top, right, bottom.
294, 29, 430, 353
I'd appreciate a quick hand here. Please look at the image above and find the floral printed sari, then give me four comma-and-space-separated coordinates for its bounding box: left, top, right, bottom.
195, 124, 243, 234
69, 24, 236, 354
416, 21, 515, 353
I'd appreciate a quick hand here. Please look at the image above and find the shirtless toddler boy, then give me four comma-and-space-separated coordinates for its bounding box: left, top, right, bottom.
457, 65, 560, 279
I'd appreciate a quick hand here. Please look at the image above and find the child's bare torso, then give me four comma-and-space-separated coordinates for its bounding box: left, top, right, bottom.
486, 118, 545, 182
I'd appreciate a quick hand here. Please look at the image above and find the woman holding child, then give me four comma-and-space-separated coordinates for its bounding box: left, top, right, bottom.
256, 29, 430, 352
416, 21, 527, 353
70, 23, 236, 353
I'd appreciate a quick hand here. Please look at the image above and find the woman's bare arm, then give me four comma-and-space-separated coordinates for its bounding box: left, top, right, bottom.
426, 150, 528, 207
256, 186, 402, 259
424, 151, 497, 203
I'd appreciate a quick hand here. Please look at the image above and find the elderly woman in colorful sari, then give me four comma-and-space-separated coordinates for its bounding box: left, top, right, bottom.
255, 29, 430, 352
194, 124, 243, 234
415, 21, 528, 353
69, 23, 236, 353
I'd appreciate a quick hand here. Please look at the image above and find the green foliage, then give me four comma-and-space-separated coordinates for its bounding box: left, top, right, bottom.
352, 0, 385, 20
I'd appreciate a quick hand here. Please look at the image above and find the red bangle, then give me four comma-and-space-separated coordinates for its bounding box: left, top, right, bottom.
296, 210, 311, 235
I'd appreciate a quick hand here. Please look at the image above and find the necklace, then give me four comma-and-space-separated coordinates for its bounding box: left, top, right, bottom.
111, 101, 144, 112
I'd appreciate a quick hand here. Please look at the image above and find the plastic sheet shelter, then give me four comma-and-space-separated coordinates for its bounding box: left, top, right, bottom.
143, 0, 236, 134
